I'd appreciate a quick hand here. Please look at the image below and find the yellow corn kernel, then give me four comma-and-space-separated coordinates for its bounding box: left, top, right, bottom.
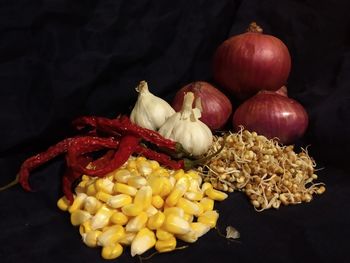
151, 166, 168, 177
176, 230, 197, 243
101, 243, 123, 260
79, 220, 92, 235
187, 170, 202, 185
71, 210, 92, 226
114, 169, 132, 183
107, 174, 116, 182
68, 193, 87, 213
95, 178, 114, 194
127, 175, 147, 189
83, 196, 102, 215
205, 188, 228, 201
82, 230, 101, 247
197, 202, 204, 216
148, 176, 164, 196
183, 213, 194, 223
125, 158, 136, 169
91, 205, 114, 230
131, 228, 156, 257
169, 176, 176, 188
86, 183, 97, 196
163, 214, 191, 235
113, 183, 137, 196
165, 185, 187, 207
136, 159, 153, 176
156, 229, 173, 241
97, 225, 125, 247
201, 182, 213, 193
159, 177, 173, 197
163, 207, 185, 218
78, 180, 88, 188
57, 196, 70, 211
147, 211, 165, 230
125, 211, 148, 232
155, 236, 177, 253
190, 222, 211, 238
107, 194, 132, 209
130, 169, 140, 177
152, 195, 164, 209
188, 179, 201, 193
176, 198, 201, 216
121, 203, 143, 217
197, 210, 219, 228
119, 232, 136, 246
149, 160, 160, 170
177, 222, 210, 243
95, 191, 113, 203
176, 175, 190, 188
134, 186, 152, 210
173, 169, 186, 181
110, 211, 129, 226
200, 198, 214, 212
81, 174, 90, 181
184, 191, 203, 201
136, 156, 147, 162
145, 205, 158, 217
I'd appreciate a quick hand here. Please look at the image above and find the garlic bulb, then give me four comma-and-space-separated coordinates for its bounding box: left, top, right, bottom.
130, 81, 175, 131
158, 92, 213, 156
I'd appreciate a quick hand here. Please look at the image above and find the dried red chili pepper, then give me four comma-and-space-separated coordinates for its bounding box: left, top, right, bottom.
18, 137, 76, 191
66, 137, 119, 169
17, 136, 118, 192
69, 135, 140, 177
72, 115, 179, 150
90, 150, 115, 169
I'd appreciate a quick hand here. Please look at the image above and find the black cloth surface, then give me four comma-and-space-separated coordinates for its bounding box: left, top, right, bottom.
1, 0, 349, 262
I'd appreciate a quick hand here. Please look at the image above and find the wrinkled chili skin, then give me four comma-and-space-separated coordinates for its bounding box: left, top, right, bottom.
18, 137, 76, 191
66, 137, 119, 169
18, 137, 118, 192
18, 115, 189, 203
63, 150, 116, 203
70, 135, 140, 177
73, 115, 177, 150
135, 145, 184, 170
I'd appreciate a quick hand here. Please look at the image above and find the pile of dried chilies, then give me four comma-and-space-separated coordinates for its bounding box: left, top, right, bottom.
6, 115, 206, 204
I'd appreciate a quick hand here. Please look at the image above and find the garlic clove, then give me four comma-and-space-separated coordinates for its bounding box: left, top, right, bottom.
130, 81, 175, 131
158, 92, 213, 157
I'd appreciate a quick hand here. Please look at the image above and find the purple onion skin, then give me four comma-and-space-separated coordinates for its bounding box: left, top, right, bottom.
213, 32, 291, 100
172, 81, 233, 130
232, 91, 309, 144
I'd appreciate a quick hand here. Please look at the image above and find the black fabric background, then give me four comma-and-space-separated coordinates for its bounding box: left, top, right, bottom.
1, 0, 349, 262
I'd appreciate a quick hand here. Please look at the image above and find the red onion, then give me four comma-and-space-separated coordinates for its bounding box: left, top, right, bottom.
172, 81, 232, 130
232, 91, 308, 144
213, 22, 291, 99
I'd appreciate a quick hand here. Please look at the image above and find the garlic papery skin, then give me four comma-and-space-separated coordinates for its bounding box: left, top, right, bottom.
130, 81, 175, 131
158, 92, 213, 156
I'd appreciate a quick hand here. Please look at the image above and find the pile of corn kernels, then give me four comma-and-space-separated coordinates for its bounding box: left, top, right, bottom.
57, 156, 228, 260
199, 128, 326, 211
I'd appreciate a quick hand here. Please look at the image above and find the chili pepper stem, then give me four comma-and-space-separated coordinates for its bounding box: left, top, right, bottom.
0, 174, 19, 191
